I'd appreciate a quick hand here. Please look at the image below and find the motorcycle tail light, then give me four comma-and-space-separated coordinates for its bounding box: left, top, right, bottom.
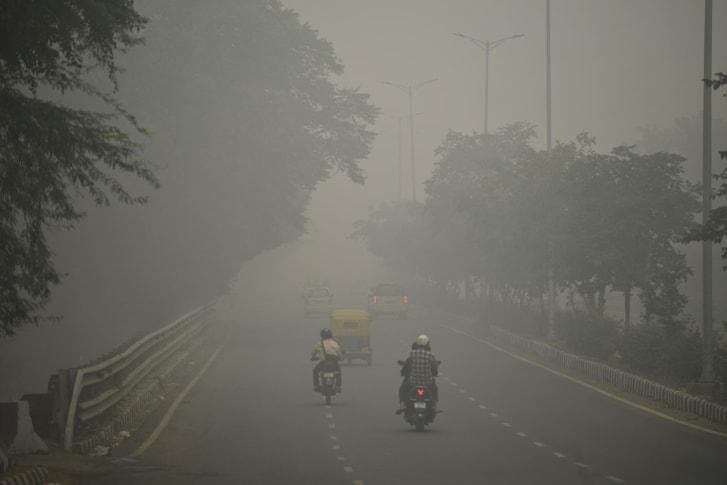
416, 388, 426, 396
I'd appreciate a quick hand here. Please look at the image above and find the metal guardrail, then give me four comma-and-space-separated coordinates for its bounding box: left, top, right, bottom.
487, 325, 727, 424
62, 305, 210, 450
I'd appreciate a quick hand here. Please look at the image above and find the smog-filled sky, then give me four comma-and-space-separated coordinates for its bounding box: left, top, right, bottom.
3, 2, 727, 483
289, 0, 727, 206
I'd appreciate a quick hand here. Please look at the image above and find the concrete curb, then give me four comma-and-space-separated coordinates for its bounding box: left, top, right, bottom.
0, 447, 9, 474
0, 466, 48, 485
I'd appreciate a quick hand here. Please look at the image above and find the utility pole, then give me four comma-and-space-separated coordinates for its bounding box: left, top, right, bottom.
546, 0, 556, 339
700, 0, 714, 382
397, 116, 403, 201
485, 40, 489, 134
382, 79, 438, 202
453, 32, 524, 134
408, 86, 416, 201
546, 0, 552, 153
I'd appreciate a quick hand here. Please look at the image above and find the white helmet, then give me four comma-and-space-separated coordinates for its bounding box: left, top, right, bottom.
417, 334, 430, 347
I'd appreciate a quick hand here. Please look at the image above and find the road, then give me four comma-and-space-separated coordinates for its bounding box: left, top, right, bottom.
86, 307, 727, 485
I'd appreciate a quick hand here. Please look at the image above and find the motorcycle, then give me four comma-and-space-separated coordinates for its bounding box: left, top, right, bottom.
315, 359, 341, 405
398, 360, 438, 431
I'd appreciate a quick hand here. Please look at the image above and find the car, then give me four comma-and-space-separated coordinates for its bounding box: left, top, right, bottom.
303, 285, 333, 317
367, 283, 408, 319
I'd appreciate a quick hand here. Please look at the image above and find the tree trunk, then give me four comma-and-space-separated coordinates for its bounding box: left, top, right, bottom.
624, 288, 631, 330
567, 288, 576, 311
596, 287, 606, 315
582, 290, 595, 313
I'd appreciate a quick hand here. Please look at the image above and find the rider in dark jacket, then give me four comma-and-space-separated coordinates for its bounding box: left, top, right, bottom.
396, 334, 439, 414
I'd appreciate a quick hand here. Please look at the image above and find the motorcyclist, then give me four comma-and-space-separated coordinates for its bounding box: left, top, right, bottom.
396, 334, 440, 414
312, 328, 343, 392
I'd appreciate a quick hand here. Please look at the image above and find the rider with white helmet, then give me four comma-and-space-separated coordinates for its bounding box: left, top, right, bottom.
396, 334, 440, 414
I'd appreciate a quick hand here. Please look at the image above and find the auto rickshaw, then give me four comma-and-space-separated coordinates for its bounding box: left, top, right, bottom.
330, 309, 372, 366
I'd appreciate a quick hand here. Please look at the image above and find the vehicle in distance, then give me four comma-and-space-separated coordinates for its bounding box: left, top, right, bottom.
367, 283, 408, 319
303, 285, 333, 317
330, 309, 372, 366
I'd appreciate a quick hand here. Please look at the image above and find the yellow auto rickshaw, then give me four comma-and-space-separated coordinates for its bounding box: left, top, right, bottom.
330, 309, 372, 366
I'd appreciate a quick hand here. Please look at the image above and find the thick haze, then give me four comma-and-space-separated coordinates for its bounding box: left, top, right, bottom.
288, 0, 727, 208
290, 0, 727, 320
2, 0, 727, 399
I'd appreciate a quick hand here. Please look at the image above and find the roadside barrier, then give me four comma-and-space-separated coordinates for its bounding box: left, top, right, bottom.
486, 324, 727, 425
0, 466, 48, 485
59, 305, 211, 451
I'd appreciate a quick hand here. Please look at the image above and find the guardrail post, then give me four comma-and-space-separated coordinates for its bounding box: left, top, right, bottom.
49, 369, 74, 442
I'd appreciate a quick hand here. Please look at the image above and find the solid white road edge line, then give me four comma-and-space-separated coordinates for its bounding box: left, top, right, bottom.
440, 324, 727, 440
130, 346, 223, 458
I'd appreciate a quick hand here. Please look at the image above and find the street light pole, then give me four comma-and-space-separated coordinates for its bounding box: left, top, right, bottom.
546, 0, 552, 152
382, 79, 438, 202
484, 41, 490, 135
700, 0, 714, 382
397, 116, 403, 201
453, 32, 524, 134
408, 86, 417, 201
546, 0, 555, 340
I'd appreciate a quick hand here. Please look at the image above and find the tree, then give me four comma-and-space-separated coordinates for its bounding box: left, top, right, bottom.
357, 123, 697, 332
43, 0, 378, 335
693, 72, 727, 264
572, 146, 697, 327
0, 1, 158, 336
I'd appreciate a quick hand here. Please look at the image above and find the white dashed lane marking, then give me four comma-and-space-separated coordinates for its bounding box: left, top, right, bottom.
319, 400, 362, 483
443, 370, 627, 483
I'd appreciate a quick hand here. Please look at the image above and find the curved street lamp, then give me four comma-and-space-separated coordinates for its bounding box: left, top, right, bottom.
453, 32, 524, 134
381, 79, 438, 202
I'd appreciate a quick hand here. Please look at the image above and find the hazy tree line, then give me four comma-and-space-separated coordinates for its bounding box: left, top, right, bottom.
0, 0, 376, 337
355, 113, 727, 383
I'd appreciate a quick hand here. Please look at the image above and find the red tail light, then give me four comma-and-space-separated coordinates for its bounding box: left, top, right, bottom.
403, 295, 409, 305
416, 388, 426, 396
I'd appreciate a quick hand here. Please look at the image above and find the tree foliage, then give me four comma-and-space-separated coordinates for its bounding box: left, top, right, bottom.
0, 0, 157, 336
43, 0, 378, 333
1, 0, 378, 337
356, 124, 698, 327
690, 71, 727, 264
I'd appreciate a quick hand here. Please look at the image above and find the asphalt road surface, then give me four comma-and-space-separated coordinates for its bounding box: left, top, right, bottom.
86, 308, 727, 484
